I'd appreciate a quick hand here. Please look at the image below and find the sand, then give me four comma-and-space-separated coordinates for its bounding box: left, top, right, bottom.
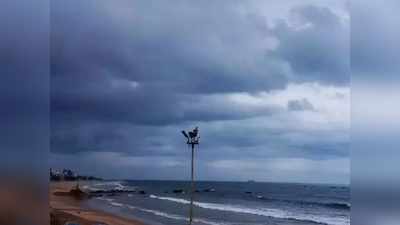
50, 181, 148, 225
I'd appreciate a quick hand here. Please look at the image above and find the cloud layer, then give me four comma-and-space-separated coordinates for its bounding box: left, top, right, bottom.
50, 0, 349, 184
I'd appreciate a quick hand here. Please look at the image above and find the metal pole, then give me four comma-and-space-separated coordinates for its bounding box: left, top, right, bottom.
189, 143, 195, 225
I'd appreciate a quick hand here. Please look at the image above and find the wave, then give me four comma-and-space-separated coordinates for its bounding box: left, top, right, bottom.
97, 197, 229, 225
85, 181, 137, 192
82, 185, 101, 191
323, 202, 350, 210
149, 195, 349, 225
96, 197, 115, 202
128, 205, 231, 225
258, 197, 350, 210
93, 181, 128, 190
110, 202, 124, 207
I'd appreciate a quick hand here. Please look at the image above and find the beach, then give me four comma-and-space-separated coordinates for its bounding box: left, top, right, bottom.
50, 181, 148, 225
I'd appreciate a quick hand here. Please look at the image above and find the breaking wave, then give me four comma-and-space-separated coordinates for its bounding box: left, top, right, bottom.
96, 197, 229, 225
84, 181, 136, 192
149, 195, 349, 225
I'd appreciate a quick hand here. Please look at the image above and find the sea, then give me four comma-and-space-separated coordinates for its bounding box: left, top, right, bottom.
83, 180, 350, 225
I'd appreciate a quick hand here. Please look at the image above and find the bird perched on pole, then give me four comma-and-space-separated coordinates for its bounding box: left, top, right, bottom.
188, 127, 198, 140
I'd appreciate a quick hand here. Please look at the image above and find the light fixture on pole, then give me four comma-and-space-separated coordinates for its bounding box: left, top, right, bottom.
181, 127, 199, 225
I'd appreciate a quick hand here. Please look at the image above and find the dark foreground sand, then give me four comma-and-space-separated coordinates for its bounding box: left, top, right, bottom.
50, 181, 148, 225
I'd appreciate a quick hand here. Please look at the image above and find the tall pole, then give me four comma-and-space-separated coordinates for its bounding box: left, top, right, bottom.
181, 127, 199, 225
189, 143, 195, 225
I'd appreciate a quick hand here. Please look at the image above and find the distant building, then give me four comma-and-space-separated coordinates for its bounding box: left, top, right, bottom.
50, 168, 61, 181
62, 169, 77, 180
50, 168, 102, 181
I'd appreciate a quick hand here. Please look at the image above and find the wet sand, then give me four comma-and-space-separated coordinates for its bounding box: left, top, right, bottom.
50, 181, 148, 225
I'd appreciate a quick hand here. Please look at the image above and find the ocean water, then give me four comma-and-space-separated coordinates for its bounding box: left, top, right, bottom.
84, 180, 350, 225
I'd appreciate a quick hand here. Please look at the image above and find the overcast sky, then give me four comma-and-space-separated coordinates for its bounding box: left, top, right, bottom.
50, 0, 350, 184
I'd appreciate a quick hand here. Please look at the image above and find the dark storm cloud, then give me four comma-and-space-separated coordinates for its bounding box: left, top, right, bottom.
50, 0, 349, 183
271, 5, 349, 84
50, 0, 292, 136
51, 122, 187, 155
51, 1, 347, 126
51, 0, 287, 93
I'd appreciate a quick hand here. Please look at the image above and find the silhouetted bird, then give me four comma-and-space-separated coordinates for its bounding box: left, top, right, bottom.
189, 127, 198, 139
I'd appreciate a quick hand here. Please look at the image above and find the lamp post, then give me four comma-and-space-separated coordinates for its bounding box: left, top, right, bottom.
181, 127, 199, 225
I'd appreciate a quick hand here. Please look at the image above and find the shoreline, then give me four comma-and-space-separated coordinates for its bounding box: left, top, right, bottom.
50, 181, 149, 225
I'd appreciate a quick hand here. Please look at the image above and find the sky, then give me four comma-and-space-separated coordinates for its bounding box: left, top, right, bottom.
50, 0, 350, 184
